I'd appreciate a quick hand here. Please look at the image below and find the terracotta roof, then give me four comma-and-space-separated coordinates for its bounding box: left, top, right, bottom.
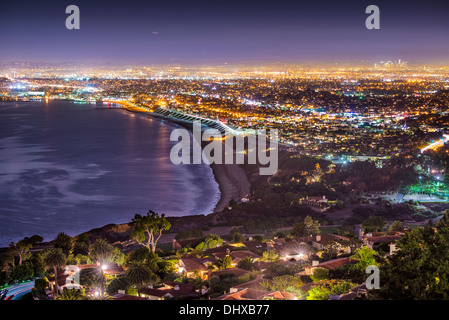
367, 235, 402, 244
313, 234, 350, 245
218, 288, 272, 300
231, 275, 267, 291
216, 287, 295, 300
368, 231, 401, 237
180, 257, 208, 272
268, 291, 295, 300
198, 256, 216, 265
230, 250, 261, 261
304, 257, 356, 271
253, 261, 270, 270
213, 250, 261, 262
203, 244, 235, 255
211, 252, 228, 260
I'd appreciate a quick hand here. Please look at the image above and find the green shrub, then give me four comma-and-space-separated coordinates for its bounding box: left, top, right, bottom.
237, 271, 258, 284
125, 287, 138, 296
306, 280, 355, 300
195, 234, 224, 251
310, 267, 329, 282
9, 262, 34, 282
34, 278, 49, 292
306, 286, 331, 300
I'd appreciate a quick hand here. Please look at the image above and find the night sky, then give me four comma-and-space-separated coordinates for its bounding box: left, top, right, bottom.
1, 0, 449, 65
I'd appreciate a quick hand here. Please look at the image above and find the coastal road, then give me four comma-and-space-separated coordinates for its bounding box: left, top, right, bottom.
421, 134, 449, 153
2, 281, 35, 300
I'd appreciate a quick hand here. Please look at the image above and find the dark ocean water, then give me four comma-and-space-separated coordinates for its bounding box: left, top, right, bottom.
0, 101, 220, 246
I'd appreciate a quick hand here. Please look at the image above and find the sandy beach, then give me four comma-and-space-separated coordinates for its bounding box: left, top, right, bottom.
210, 162, 251, 212
123, 108, 251, 213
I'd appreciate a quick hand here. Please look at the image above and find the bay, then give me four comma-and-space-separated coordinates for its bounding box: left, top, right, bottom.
0, 101, 220, 246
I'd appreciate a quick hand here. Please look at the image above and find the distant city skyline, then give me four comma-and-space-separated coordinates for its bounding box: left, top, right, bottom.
1, 0, 449, 65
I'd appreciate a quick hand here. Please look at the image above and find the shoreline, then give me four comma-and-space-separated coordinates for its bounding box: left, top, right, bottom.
1, 100, 251, 214
0, 101, 252, 248
120, 107, 251, 213
209, 162, 251, 212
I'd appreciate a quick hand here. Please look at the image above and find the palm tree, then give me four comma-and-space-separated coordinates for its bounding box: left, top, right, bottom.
55, 288, 85, 300
43, 248, 66, 293
389, 221, 404, 232
91, 239, 115, 295
53, 232, 73, 255
350, 246, 378, 273
91, 238, 114, 266
262, 250, 279, 262
125, 260, 155, 297
237, 256, 256, 271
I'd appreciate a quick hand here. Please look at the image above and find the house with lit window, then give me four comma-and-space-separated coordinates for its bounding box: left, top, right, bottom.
299, 196, 330, 213
303, 257, 357, 276
177, 256, 209, 280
